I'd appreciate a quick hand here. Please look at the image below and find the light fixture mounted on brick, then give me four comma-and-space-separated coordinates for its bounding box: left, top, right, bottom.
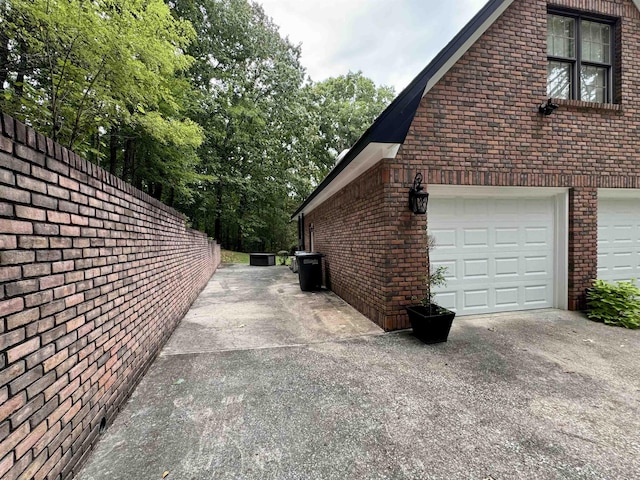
539, 99, 559, 115
409, 173, 429, 214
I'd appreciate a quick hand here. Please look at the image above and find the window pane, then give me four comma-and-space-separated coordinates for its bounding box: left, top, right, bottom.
547, 14, 575, 58
581, 66, 607, 102
548, 61, 572, 99
582, 20, 610, 64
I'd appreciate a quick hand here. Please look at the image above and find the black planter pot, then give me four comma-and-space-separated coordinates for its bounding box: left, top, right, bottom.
406, 304, 456, 344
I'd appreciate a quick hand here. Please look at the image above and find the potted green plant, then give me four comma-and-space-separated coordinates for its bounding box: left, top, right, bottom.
406, 234, 456, 344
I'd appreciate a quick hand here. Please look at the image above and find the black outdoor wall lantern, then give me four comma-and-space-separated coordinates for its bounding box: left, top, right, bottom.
409, 173, 429, 214
539, 99, 559, 116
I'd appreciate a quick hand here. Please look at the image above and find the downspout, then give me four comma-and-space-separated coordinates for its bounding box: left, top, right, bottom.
298, 214, 305, 251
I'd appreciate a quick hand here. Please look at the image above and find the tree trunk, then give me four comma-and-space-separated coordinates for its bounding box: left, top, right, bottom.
0, 34, 10, 95
14, 52, 27, 99
214, 183, 223, 242
109, 128, 118, 175
123, 138, 135, 182
152, 182, 163, 200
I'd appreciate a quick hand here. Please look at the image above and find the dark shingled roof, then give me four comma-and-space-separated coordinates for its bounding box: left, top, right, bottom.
292, 0, 510, 219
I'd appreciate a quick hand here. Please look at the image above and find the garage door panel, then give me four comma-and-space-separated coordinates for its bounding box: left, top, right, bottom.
495, 257, 519, 277
464, 289, 489, 309
524, 285, 550, 305
495, 287, 519, 307
597, 198, 640, 282
431, 228, 456, 248
435, 291, 457, 310
429, 197, 555, 316
525, 227, 551, 246
524, 256, 550, 275
463, 199, 489, 216
613, 226, 633, 243
495, 228, 519, 246
494, 199, 520, 215
463, 259, 489, 279
463, 228, 489, 247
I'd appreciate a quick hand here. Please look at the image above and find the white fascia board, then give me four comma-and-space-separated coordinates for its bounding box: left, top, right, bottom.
427, 184, 568, 197
422, 0, 515, 98
598, 188, 640, 199
635, 0, 640, 11
298, 142, 401, 217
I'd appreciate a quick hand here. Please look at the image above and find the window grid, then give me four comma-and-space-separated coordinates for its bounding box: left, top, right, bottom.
547, 11, 614, 103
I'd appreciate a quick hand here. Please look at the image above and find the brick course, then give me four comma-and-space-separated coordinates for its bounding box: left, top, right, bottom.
304, 0, 640, 329
0, 112, 221, 479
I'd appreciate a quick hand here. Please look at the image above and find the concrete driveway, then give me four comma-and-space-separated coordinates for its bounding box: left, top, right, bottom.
76, 265, 640, 480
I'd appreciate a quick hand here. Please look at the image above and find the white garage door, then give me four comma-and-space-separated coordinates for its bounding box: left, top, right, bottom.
429, 196, 556, 316
597, 197, 640, 282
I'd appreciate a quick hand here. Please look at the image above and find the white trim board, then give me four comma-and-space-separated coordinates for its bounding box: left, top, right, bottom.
427, 185, 568, 197
297, 142, 400, 216
598, 188, 640, 199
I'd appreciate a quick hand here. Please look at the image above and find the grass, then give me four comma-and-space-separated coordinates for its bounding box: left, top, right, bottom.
221, 250, 291, 265
221, 250, 250, 264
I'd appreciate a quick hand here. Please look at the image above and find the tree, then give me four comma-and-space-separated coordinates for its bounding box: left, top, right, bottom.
304, 71, 396, 182
1, 0, 395, 251
171, 0, 308, 250
0, 0, 203, 202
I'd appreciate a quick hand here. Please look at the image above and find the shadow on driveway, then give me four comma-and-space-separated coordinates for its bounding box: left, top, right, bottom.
76, 266, 640, 479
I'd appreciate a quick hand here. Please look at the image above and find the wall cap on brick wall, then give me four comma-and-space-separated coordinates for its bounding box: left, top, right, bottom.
0, 111, 189, 222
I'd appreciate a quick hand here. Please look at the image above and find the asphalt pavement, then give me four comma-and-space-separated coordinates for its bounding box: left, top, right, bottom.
75, 264, 640, 480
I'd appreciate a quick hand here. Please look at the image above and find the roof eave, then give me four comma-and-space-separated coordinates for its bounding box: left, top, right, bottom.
293, 0, 640, 219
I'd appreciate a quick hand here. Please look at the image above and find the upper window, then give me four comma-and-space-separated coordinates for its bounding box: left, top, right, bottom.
547, 12, 614, 103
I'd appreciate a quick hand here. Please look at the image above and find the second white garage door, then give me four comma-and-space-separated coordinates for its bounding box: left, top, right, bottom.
597, 197, 640, 282
429, 196, 556, 316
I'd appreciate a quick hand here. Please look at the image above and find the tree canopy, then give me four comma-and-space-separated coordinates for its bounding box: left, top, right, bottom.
0, 0, 395, 252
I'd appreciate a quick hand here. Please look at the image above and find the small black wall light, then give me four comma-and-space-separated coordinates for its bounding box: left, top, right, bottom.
409, 173, 429, 215
539, 99, 559, 116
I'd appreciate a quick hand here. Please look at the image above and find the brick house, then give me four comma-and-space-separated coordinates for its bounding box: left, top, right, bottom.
292, 0, 640, 331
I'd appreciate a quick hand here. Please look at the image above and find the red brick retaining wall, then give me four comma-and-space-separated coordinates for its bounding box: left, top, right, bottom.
0, 113, 220, 480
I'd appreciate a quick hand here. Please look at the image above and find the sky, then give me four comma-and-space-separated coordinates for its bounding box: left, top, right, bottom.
257, 0, 490, 94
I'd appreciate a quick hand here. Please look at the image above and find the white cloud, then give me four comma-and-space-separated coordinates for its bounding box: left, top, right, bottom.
258, 0, 490, 92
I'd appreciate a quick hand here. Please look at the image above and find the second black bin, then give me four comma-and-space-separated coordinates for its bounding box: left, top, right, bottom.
296, 252, 324, 291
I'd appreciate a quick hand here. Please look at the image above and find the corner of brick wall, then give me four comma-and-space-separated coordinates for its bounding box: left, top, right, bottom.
304, 162, 390, 329
0, 112, 221, 480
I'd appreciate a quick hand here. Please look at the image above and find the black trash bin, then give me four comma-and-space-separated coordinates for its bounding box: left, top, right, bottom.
296, 252, 324, 291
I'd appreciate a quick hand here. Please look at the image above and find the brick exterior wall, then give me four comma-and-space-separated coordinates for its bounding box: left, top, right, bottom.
0, 113, 221, 480
303, 0, 640, 330
305, 162, 429, 330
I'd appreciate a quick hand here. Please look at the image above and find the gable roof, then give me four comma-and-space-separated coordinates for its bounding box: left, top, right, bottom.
293, 0, 640, 219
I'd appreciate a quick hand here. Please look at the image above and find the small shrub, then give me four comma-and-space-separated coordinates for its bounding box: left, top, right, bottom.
587, 279, 640, 329
413, 234, 449, 306
277, 250, 289, 266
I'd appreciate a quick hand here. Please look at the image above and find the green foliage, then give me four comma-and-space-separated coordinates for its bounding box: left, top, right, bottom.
424, 266, 447, 306
221, 250, 250, 265
0, 0, 202, 202
304, 72, 396, 181
415, 234, 449, 306
277, 250, 289, 266
1, 0, 396, 253
587, 279, 640, 329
